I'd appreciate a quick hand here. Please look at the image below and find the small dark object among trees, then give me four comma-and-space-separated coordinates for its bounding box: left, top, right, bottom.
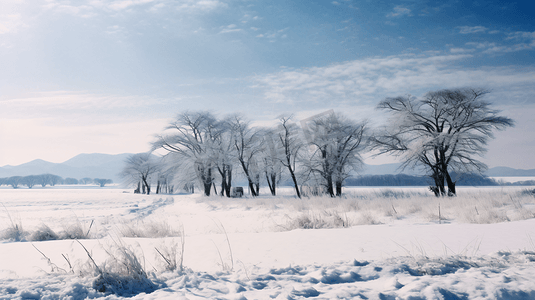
231, 187, 244, 198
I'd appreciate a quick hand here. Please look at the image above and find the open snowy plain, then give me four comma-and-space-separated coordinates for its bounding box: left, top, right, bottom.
1, 186, 535, 299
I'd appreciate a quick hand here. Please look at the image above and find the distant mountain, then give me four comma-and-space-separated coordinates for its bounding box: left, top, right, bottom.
485, 166, 535, 177
2, 154, 533, 184
0, 153, 134, 182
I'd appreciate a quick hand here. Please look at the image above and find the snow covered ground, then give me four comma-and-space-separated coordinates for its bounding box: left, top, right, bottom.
1, 186, 535, 299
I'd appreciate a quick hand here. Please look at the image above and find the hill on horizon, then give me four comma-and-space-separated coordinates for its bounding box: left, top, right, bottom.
0, 153, 134, 183
2, 154, 535, 184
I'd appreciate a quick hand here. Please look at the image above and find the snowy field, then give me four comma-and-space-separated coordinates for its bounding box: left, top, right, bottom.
1, 186, 535, 299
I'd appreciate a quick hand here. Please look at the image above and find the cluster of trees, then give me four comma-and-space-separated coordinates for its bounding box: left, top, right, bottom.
0, 175, 113, 188
345, 173, 499, 187
123, 112, 367, 198
122, 88, 513, 197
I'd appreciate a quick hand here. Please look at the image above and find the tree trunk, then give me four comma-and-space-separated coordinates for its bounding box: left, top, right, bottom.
142, 176, 150, 195
225, 167, 232, 197
254, 173, 260, 196
325, 175, 334, 197
266, 173, 276, 196
203, 182, 211, 196
289, 168, 301, 199
218, 165, 232, 197
445, 170, 456, 196
239, 160, 258, 197
271, 173, 277, 196
197, 163, 212, 196
432, 172, 445, 197
335, 180, 342, 197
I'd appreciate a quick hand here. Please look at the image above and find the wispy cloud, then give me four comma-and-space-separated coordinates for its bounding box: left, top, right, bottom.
458, 26, 487, 34
107, 0, 157, 11
387, 6, 411, 18
465, 41, 496, 49
252, 54, 535, 105
450, 47, 476, 54
43, 0, 227, 17
176, 0, 227, 12
0, 13, 26, 34
483, 31, 535, 53
0, 91, 172, 123
507, 31, 535, 41
219, 24, 242, 34
256, 27, 289, 41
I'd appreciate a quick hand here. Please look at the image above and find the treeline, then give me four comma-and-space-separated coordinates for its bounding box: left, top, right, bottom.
344, 173, 499, 187
123, 111, 367, 198
122, 88, 513, 198
0, 174, 113, 188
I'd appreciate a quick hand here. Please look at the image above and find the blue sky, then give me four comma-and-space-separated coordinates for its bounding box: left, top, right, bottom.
1, 0, 534, 169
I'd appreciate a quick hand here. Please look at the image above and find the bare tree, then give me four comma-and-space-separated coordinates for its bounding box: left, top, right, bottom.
212, 123, 234, 197
80, 177, 93, 185
94, 178, 112, 187
121, 152, 159, 195
372, 88, 514, 196
23, 175, 39, 188
37, 174, 62, 187
259, 128, 283, 196
304, 112, 368, 197
153, 111, 220, 196
274, 115, 304, 198
228, 115, 263, 197
7, 176, 23, 188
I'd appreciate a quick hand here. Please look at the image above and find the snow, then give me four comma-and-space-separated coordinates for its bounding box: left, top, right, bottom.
1, 186, 535, 299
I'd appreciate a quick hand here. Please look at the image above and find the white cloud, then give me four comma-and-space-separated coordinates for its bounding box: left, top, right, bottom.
458, 26, 487, 34
252, 53, 535, 106
43, 0, 226, 16
387, 6, 411, 18
176, 0, 226, 12
450, 47, 476, 54
108, 0, 157, 11
0, 91, 170, 123
0, 13, 25, 34
219, 24, 242, 34
465, 41, 496, 49
507, 31, 535, 41
482, 32, 535, 54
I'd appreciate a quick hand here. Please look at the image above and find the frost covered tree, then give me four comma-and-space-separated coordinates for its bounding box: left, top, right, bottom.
7, 176, 23, 188
259, 128, 283, 196
153, 111, 221, 196
228, 115, 263, 197
121, 152, 160, 195
94, 178, 112, 187
372, 88, 514, 196
212, 123, 234, 197
303, 113, 368, 197
274, 115, 304, 198
80, 177, 93, 185
22, 175, 39, 188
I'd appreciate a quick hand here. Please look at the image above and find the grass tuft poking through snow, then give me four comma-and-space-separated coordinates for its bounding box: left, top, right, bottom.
77, 237, 159, 296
